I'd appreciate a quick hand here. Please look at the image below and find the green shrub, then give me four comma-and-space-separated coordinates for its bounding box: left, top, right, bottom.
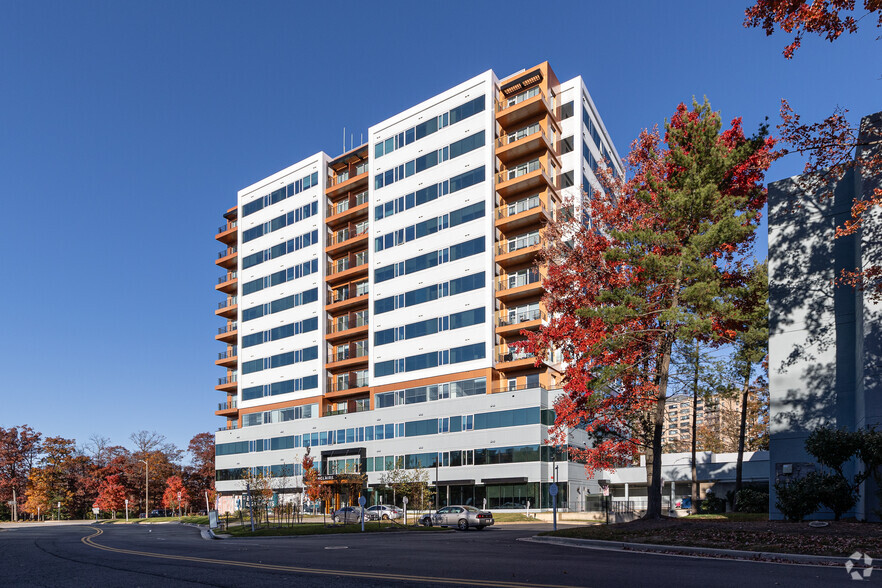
699, 494, 726, 514
734, 488, 769, 513
774, 476, 820, 521
812, 472, 858, 520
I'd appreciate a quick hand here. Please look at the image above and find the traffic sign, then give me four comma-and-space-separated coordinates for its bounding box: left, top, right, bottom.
549, 483, 559, 497
402, 496, 408, 504
358, 496, 366, 507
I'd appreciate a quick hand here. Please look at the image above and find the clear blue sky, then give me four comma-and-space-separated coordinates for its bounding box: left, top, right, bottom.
1, 1, 877, 453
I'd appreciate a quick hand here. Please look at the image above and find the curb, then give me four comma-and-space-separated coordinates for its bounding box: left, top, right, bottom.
522, 535, 849, 566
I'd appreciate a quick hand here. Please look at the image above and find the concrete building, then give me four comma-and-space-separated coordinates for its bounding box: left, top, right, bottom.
663, 394, 739, 450
768, 111, 881, 520
213, 63, 623, 512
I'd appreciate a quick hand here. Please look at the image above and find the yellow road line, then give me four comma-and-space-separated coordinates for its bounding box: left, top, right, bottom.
80, 528, 582, 588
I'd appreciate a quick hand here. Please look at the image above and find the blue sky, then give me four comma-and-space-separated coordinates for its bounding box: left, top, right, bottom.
1, 0, 878, 454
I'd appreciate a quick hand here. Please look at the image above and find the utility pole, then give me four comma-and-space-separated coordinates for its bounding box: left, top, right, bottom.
12, 488, 17, 522
139, 459, 149, 516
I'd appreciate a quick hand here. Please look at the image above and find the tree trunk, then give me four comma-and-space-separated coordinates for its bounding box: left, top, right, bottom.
645, 336, 674, 519
691, 340, 700, 515
734, 372, 750, 504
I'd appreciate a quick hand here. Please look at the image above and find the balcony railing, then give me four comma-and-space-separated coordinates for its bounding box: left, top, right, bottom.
217, 220, 238, 233
497, 159, 545, 185
497, 308, 545, 327
331, 344, 368, 363
328, 313, 369, 333
217, 246, 237, 259
496, 345, 535, 363
328, 199, 350, 217
218, 322, 238, 334
218, 346, 238, 360
217, 296, 238, 309
329, 258, 350, 274
324, 407, 349, 416
497, 86, 544, 112
496, 122, 550, 149
327, 223, 369, 246
497, 268, 542, 291
354, 190, 368, 206
497, 233, 541, 255
217, 422, 239, 432
497, 194, 548, 220
327, 376, 369, 393
218, 400, 238, 411
327, 283, 369, 305
218, 373, 238, 386
492, 381, 547, 394
218, 271, 237, 284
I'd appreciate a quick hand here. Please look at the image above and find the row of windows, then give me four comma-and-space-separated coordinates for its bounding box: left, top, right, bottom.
374, 307, 485, 346
218, 404, 550, 456
374, 202, 484, 253
242, 316, 318, 348
217, 463, 303, 481
582, 104, 619, 179
374, 131, 485, 190
242, 258, 319, 296
241, 345, 318, 375
374, 95, 485, 159
375, 342, 484, 377
374, 377, 486, 408
241, 403, 317, 428
242, 171, 320, 218
374, 237, 484, 283
241, 375, 319, 401
242, 200, 318, 244
374, 272, 484, 315
242, 288, 318, 322
374, 166, 486, 222
242, 229, 319, 270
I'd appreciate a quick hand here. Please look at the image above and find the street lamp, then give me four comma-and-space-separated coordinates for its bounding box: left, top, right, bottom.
139, 459, 149, 517
597, 478, 610, 525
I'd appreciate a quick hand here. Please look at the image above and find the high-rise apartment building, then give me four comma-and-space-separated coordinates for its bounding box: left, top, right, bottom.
213, 62, 622, 512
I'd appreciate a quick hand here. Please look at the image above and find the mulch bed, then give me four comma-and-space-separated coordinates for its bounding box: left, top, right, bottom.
547, 517, 882, 557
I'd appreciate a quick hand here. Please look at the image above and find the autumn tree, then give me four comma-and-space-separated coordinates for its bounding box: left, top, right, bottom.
24, 437, 79, 519
524, 99, 775, 518
127, 430, 182, 514
0, 425, 42, 520
745, 1, 882, 301
184, 432, 214, 512
162, 475, 189, 516
94, 474, 127, 518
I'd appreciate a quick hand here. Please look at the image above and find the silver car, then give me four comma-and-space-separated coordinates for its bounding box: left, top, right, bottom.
331, 506, 368, 524
419, 505, 494, 530
366, 504, 403, 520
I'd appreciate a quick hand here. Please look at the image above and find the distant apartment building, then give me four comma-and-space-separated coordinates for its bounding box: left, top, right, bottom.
663, 394, 739, 450
213, 62, 623, 512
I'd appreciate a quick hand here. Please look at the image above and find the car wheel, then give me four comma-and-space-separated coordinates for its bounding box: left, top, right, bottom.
457, 519, 468, 531
421, 518, 431, 527
382, 514, 389, 520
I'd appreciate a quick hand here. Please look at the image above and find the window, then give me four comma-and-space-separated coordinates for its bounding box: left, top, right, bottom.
560, 101, 574, 120
560, 136, 574, 154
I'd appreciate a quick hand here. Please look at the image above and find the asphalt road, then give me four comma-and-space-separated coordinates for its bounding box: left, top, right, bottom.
0, 522, 859, 587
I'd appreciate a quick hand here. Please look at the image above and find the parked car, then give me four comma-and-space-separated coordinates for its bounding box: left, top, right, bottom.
365, 504, 403, 520
332, 506, 368, 524
419, 505, 494, 531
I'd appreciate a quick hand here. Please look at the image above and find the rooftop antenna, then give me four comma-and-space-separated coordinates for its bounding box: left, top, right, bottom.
342, 127, 346, 153
350, 133, 353, 151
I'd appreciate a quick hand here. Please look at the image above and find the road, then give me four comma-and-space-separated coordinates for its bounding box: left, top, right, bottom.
0, 522, 856, 587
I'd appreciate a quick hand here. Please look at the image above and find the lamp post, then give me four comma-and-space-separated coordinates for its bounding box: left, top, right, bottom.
597, 478, 610, 525
139, 459, 149, 517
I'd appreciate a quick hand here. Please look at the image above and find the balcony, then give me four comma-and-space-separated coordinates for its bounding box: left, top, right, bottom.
217, 421, 239, 432
216, 322, 238, 343
216, 296, 238, 319
495, 344, 537, 369
216, 373, 238, 393
326, 283, 369, 312
326, 255, 368, 285
326, 376, 370, 397
216, 346, 238, 368
216, 271, 238, 294
326, 169, 369, 198
496, 155, 557, 197
496, 86, 553, 129
496, 268, 544, 302
496, 308, 546, 336
216, 246, 238, 269
326, 223, 369, 256
496, 118, 559, 165
326, 313, 369, 343
215, 220, 238, 245
496, 191, 555, 233
215, 399, 238, 417
496, 232, 542, 267
327, 191, 369, 227
325, 343, 369, 370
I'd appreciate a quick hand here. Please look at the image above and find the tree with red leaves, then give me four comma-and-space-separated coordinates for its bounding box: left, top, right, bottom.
94, 474, 127, 518
0, 425, 42, 520
162, 475, 189, 516
745, 1, 882, 301
523, 99, 775, 519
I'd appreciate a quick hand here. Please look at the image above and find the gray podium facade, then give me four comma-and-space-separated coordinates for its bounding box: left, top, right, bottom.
768, 111, 881, 520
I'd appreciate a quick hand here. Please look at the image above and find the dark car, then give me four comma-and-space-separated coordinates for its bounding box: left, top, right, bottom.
419, 505, 494, 530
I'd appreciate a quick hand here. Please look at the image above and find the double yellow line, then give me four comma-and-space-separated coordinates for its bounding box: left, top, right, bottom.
81, 528, 578, 588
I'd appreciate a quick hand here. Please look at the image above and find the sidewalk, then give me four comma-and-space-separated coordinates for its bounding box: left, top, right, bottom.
522, 535, 850, 566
